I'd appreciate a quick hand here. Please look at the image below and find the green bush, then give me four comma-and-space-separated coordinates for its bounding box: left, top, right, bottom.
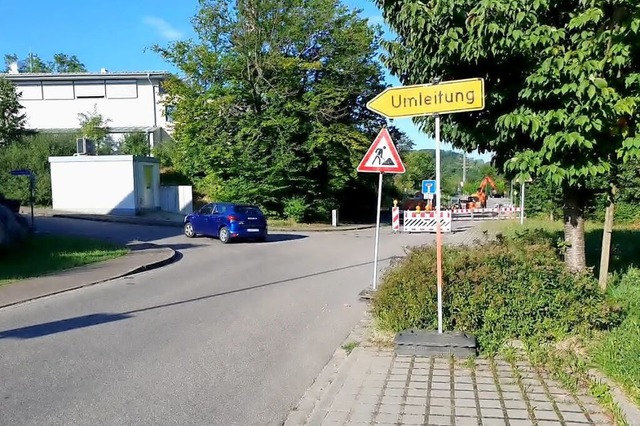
613, 202, 640, 223
283, 196, 309, 222
119, 132, 149, 156
372, 231, 622, 353
0, 133, 75, 205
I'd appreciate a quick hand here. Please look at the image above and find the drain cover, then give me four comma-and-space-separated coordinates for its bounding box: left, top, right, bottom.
394, 329, 477, 357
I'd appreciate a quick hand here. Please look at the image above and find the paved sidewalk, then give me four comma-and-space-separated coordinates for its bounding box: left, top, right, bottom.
288, 347, 614, 426
0, 242, 176, 308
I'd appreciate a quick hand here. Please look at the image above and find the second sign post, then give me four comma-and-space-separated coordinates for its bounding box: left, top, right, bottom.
366, 78, 486, 334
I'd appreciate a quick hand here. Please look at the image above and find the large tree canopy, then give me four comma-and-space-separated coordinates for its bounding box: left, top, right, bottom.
376, 0, 640, 271
154, 0, 409, 219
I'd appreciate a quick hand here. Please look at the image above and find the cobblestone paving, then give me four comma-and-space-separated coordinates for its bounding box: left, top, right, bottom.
316, 348, 613, 426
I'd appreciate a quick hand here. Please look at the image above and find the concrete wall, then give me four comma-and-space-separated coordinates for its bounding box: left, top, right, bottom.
159, 186, 193, 215
14, 78, 167, 130
48, 155, 159, 215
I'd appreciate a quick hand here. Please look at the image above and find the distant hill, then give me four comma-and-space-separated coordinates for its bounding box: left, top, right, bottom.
413, 149, 499, 195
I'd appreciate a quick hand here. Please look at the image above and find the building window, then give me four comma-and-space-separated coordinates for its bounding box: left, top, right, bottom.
74, 81, 106, 98
165, 105, 175, 123
106, 81, 138, 99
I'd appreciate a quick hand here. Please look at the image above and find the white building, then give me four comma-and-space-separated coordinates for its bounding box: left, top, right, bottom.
48, 155, 160, 215
1, 69, 174, 150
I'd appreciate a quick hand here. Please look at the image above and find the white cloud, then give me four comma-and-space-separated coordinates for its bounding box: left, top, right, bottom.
143, 16, 184, 40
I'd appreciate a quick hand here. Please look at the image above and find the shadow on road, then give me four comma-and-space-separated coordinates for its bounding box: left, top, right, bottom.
238, 233, 307, 244
0, 313, 132, 339
0, 255, 402, 340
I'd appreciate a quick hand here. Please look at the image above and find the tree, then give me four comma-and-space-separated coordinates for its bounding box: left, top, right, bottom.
0, 77, 26, 146
119, 132, 150, 156
376, 0, 640, 272
3, 53, 86, 73
78, 105, 111, 154
395, 151, 435, 194
153, 0, 406, 219
50, 54, 87, 73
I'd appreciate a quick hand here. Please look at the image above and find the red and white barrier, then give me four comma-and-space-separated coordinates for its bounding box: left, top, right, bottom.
392, 207, 400, 232
403, 210, 452, 233
450, 206, 522, 220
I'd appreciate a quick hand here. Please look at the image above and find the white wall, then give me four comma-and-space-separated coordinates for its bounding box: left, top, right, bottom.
49, 156, 136, 215
15, 78, 167, 130
160, 186, 193, 214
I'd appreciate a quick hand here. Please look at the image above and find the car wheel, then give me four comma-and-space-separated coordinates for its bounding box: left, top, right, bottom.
219, 226, 231, 244
256, 236, 267, 243
184, 222, 196, 238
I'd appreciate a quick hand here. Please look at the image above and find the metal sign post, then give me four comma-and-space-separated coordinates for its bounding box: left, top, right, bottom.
356, 128, 406, 293
366, 78, 485, 334
372, 172, 383, 291
435, 115, 444, 334
520, 181, 526, 225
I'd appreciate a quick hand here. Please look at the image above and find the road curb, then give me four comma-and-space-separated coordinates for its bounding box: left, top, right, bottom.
0, 245, 178, 309
52, 214, 183, 228
269, 224, 377, 233
50, 213, 377, 233
283, 312, 373, 426
587, 368, 640, 426
105, 245, 180, 280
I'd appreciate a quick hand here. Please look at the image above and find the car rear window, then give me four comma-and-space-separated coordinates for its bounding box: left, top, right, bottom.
234, 205, 263, 216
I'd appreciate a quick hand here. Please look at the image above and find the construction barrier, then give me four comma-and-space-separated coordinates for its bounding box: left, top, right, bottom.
403, 210, 452, 233
450, 207, 522, 221
392, 207, 400, 232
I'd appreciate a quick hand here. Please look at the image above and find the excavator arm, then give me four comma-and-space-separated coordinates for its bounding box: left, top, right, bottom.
475, 176, 499, 208
478, 176, 498, 193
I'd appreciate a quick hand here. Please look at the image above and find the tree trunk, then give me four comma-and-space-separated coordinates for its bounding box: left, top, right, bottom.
563, 190, 587, 273
598, 187, 616, 290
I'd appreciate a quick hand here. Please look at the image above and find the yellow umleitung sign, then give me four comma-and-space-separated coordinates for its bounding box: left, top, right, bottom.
366, 78, 485, 118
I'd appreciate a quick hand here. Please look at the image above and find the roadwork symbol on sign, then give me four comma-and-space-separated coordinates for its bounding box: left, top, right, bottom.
357, 128, 405, 174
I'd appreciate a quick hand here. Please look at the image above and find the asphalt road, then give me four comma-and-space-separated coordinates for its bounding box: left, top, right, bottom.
0, 217, 478, 426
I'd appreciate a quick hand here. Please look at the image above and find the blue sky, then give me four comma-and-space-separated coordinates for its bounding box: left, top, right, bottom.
0, 0, 488, 160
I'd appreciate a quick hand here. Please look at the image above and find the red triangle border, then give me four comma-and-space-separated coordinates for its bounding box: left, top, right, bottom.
357, 128, 406, 174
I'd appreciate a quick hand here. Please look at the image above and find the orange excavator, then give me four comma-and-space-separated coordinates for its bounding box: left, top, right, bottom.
474, 176, 501, 208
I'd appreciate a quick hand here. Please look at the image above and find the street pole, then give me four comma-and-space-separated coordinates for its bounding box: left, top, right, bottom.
372, 172, 383, 291
435, 114, 443, 334
30, 175, 34, 230
520, 181, 525, 225
462, 151, 466, 185
510, 180, 514, 205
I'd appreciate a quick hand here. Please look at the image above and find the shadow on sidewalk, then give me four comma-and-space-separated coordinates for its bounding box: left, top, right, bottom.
0, 255, 402, 340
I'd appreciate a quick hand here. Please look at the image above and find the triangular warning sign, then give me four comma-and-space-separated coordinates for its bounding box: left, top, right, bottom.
357, 128, 406, 174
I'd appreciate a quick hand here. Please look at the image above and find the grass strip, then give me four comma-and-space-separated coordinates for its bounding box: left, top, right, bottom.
0, 234, 127, 285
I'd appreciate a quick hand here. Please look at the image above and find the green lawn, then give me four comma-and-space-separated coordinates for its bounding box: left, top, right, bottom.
591, 269, 640, 406
482, 218, 640, 274
483, 217, 640, 405
0, 234, 128, 286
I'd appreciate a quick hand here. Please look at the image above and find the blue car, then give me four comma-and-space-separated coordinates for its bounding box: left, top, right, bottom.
183, 202, 268, 244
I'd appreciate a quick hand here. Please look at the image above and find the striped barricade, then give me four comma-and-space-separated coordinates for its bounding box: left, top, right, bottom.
392, 207, 400, 232
403, 210, 452, 233
450, 207, 522, 221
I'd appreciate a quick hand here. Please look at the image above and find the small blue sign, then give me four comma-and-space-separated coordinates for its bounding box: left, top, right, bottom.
422, 179, 436, 194
10, 169, 33, 176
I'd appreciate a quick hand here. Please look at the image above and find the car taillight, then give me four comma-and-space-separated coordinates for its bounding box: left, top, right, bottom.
227, 215, 239, 222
